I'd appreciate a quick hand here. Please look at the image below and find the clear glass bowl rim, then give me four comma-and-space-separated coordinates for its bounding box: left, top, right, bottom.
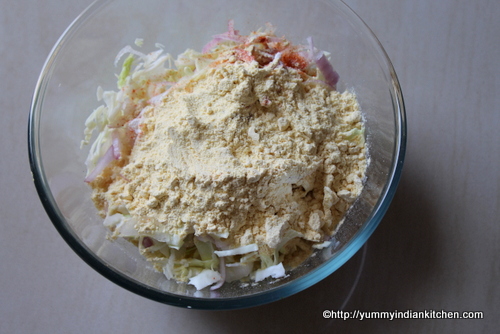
28, 0, 407, 310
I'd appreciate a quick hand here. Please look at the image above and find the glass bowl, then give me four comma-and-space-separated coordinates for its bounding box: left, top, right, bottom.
28, 0, 406, 310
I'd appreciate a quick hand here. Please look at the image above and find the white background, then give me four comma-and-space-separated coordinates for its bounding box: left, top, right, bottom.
1, 0, 498, 332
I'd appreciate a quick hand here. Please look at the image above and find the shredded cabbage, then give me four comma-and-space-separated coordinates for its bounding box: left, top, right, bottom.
117, 54, 134, 88
312, 241, 332, 249
214, 244, 258, 257
343, 127, 365, 142
254, 263, 286, 282
188, 269, 223, 290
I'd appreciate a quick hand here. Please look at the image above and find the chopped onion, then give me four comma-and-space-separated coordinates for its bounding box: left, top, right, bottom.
226, 19, 238, 36
202, 34, 245, 53
201, 38, 222, 54
201, 19, 246, 53
142, 236, 154, 248
306, 36, 339, 89
315, 53, 339, 89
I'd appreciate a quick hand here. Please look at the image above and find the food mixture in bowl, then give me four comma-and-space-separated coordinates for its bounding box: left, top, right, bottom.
82, 21, 367, 290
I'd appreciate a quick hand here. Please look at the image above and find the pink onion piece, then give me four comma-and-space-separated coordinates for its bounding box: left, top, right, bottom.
201, 19, 246, 53
306, 36, 339, 89
142, 236, 154, 248
202, 34, 245, 53
221, 34, 245, 43
210, 257, 226, 290
201, 38, 222, 54
84, 145, 117, 183
315, 53, 339, 89
226, 19, 238, 36
201, 35, 232, 53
